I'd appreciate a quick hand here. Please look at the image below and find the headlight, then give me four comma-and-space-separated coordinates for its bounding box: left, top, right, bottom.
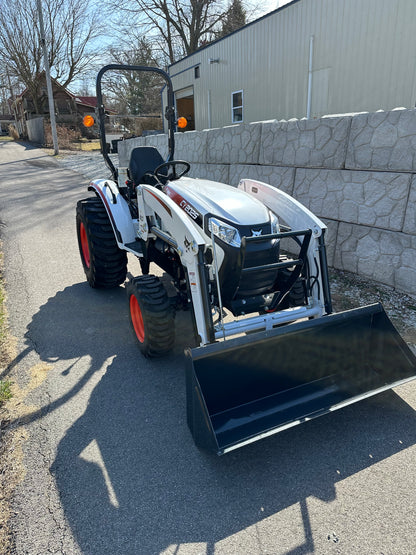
269, 211, 280, 234
208, 217, 241, 247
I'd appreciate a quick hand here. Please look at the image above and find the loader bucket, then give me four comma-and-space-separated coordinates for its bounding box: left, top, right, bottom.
185, 303, 416, 455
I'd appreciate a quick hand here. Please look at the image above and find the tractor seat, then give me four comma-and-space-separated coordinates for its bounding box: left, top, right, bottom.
128, 146, 167, 186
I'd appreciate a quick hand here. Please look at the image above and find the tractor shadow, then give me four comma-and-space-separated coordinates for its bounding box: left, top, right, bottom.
15, 279, 416, 554
52, 358, 416, 555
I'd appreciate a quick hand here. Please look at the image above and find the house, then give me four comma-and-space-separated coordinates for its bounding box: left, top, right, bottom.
13, 72, 97, 121
11, 71, 100, 138
168, 0, 416, 131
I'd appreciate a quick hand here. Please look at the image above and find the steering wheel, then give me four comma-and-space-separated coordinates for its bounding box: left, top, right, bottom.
154, 160, 191, 182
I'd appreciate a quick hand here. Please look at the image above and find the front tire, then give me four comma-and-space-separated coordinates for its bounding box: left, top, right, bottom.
127, 275, 175, 357
276, 258, 306, 307
76, 197, 127, 288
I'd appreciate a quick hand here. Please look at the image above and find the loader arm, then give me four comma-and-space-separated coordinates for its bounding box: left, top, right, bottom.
138, 184, 214, 345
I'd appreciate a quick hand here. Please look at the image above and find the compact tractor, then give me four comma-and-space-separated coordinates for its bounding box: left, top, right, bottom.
76, 65, 416, 454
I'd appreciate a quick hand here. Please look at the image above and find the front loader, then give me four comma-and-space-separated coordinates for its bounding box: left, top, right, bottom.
76, 64, 416, 455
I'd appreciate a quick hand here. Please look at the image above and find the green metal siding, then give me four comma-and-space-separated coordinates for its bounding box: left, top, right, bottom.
170, 0, 416, 130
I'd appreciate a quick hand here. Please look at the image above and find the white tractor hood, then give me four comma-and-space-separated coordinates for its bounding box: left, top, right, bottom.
165, 177, 271, 225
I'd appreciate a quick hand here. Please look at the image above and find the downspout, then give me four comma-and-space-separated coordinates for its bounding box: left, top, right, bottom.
306, 35, 314, 119
207, 89, 212, 129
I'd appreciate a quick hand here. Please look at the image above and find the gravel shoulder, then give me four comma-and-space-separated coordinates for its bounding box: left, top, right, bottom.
330, 269, 416, 353
50, 149, 116, 183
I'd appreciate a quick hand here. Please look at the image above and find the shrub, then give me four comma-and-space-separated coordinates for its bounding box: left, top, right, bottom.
44, 123, 82, 150
8, 125, 19, 140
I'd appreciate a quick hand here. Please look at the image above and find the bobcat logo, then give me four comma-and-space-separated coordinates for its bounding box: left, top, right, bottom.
251, 229, 262, 237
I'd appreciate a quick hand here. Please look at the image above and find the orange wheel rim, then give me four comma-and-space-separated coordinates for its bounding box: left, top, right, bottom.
80, 223, 90, 268
130, 295, 145, 343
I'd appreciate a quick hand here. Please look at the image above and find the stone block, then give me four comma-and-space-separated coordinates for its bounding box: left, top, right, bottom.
334, 223, 416, 297
346, 109, 416, 171
229, 164, 295, 194
174, 130, 207, 163
294, 169, 411, 231
259, 117, 351, 169
117, 136, 146, 167
403, 175, 416, 235
206, 122, 262, 164
188, 163, 230, 184
145, 133, 169, 160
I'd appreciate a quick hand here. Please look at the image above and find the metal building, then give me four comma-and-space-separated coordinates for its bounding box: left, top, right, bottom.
169, 0, 416, 131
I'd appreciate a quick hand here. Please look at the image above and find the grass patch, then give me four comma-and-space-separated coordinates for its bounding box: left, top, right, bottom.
80, 140, 101, 151
0, 249, 8, 368
0, 244, 14, 404
0, 246, 13, 406
0, 243, 15, 552
0, 380, 12, 405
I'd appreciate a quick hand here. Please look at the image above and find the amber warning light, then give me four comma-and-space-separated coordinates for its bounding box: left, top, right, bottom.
177, 117, 187, 129
83, 115, 95, 127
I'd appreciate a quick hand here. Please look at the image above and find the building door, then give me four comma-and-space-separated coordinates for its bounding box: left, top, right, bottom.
175, 87, 195, 131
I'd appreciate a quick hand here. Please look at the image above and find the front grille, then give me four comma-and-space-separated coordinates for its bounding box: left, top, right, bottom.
236, 239, 280, 297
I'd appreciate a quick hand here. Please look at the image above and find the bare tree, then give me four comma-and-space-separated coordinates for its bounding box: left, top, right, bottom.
105, 38, 164, 115
114, 0, 234, 64
0, 0, 102, 113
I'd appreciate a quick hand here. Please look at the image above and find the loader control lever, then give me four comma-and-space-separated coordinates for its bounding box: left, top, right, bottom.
154, 161, 190, 182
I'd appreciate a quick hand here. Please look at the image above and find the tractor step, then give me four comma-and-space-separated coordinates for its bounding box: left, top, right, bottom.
124, 240, 144, 256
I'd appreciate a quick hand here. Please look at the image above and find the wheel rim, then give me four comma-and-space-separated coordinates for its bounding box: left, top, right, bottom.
130, 295, 145, 343
79, 222, 90, 268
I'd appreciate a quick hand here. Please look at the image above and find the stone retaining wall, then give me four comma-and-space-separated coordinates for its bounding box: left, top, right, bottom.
118, 108, 416, 298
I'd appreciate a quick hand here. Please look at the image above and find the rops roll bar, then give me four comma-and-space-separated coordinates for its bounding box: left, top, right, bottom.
95, 64, 176, 181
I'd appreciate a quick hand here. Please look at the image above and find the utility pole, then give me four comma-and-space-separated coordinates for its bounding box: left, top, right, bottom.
36, 0, 59, 154
6, 70, 19, 129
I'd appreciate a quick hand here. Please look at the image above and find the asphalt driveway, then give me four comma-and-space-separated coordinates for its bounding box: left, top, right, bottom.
1, 140, 416, 554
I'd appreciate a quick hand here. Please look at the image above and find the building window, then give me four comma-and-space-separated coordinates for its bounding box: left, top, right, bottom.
232, 90, 243, 123
194, 66, 200, 79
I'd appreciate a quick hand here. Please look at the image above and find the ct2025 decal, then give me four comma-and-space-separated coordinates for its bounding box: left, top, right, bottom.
165, 186, 203, 226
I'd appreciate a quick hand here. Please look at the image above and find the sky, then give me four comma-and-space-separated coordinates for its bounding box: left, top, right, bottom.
258, 0, 292, 17
72, 0, 295, 94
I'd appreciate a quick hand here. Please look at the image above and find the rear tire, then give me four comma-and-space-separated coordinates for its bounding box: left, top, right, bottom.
127, 275, 175, 357
76, 197, 127, 288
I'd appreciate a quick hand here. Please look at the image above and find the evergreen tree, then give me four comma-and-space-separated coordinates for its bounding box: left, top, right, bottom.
216, 0, 247, 39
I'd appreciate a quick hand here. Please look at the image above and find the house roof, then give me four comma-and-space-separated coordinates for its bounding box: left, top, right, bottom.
75, 96, 117, 114
16, 71, 66, 99
12, 71, 120, 115
75, 96, 98, 108
15, 72, 98, 106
